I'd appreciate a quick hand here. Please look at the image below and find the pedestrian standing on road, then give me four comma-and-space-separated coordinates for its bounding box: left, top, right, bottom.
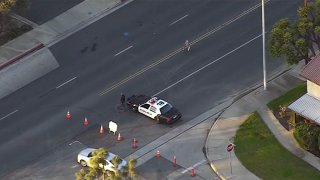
185, 40, 191, 52
120, 93, 126, 106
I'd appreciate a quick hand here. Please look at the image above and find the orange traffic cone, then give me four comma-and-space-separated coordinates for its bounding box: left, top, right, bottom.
191, 167, 195, 177
99, 125, 104, 134
132, 138, 137, 149
117, 133, 123, 141
173, 155, 177, 166
155, 150, 161, 158
66, 111, 71, 119
83, 117, 88, 126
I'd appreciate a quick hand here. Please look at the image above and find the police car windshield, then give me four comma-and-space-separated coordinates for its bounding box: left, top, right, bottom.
160, 104, 172, 114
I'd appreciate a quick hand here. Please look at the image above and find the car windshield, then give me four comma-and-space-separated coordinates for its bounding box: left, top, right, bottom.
160, 104, 172, 114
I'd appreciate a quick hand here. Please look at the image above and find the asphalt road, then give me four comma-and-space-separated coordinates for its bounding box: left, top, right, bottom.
0, 0, 302, 179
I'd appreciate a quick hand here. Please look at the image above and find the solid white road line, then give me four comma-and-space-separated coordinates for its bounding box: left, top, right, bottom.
170, 14, 189, 26
56, 76, 77, 89
153, 33, 263, 96
0, 110, 18, 121
114, 45, 133, 56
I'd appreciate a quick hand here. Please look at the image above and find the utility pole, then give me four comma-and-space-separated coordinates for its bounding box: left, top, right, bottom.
262, 0, 267, 90
304, 0, 307, 7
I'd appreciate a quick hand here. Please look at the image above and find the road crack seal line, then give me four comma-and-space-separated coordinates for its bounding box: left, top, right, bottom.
98, 1, 268, 96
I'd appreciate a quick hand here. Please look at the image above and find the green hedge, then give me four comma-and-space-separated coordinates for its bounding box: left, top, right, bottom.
293, 122, 320, 153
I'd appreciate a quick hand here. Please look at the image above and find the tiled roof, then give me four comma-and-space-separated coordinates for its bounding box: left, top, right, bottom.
300, 54, 320, 85
288, 93, 320, 125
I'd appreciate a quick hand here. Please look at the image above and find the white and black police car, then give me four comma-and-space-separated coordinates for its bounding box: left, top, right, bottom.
126, 95, 182, 124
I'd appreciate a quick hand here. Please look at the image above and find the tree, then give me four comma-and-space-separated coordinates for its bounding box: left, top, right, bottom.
127, 157, 137, 180
75, 168, 87, 180
294, 122, 320, 153
90, 147, 108, 179
269, 18, 309, 64
0, 0, 16, 14
269, 0, 320, 64
0, 0, 16, 33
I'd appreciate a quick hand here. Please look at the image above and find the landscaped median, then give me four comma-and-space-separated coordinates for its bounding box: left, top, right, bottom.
234, 112, 320, 179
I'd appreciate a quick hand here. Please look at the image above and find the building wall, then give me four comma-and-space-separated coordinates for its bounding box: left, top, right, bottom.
307, 80, 320, 100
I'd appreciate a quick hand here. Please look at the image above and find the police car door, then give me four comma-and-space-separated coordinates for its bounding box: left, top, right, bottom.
138, 104, 151, 117
149, 106, 158, 119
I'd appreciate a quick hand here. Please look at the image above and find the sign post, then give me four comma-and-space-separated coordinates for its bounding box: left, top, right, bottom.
227, 143, 234, 175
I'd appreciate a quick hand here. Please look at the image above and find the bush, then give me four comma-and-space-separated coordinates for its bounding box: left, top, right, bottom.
294, 122, 320, 153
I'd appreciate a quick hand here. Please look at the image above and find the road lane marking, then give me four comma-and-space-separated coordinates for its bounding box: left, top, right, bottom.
114, 45, 133, 56
99, 47, 183, 96
181, 159, 207, 173
170, 14, 189, 26
99, 2, 267, 96
0, 110, 18, 121
154, 33, 263, 96
191, 1, 268, 46
56, 76, 77, 89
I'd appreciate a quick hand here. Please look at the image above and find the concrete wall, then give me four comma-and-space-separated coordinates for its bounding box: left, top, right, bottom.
307, 80, 320, 100
0, 47, 59, 99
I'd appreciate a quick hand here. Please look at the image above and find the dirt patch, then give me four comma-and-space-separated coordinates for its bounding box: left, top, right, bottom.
273, 107, 291, 131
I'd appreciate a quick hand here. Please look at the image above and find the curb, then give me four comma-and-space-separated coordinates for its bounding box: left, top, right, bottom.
204, 64, 294, 180
0, 43, 44, 70
46, 0, 132, 47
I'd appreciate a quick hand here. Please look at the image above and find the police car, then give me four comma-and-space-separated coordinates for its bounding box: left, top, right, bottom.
126, 95, 182, 124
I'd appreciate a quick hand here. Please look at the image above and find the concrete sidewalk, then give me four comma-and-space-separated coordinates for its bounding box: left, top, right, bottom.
206, 62, 320, 180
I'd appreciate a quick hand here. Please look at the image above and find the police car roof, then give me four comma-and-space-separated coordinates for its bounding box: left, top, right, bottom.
146, 97, 168, 108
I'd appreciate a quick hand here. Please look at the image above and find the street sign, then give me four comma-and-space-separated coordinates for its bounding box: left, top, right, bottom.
227, 143, 233, 152
227, 143, 234, 174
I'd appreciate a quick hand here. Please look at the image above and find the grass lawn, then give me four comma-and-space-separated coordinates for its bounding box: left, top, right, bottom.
267, 82, 306, 110
234, 112, 320, 180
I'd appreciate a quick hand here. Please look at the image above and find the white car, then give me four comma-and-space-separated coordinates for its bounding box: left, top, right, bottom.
77, 148, 127, 172
126, 95, 182, 124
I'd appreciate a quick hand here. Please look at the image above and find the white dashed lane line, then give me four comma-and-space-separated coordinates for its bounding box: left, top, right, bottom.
170, 14, 189, 26
0, 110, 19, 121
56, 76, 78, 89
114, 45, 133, 56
